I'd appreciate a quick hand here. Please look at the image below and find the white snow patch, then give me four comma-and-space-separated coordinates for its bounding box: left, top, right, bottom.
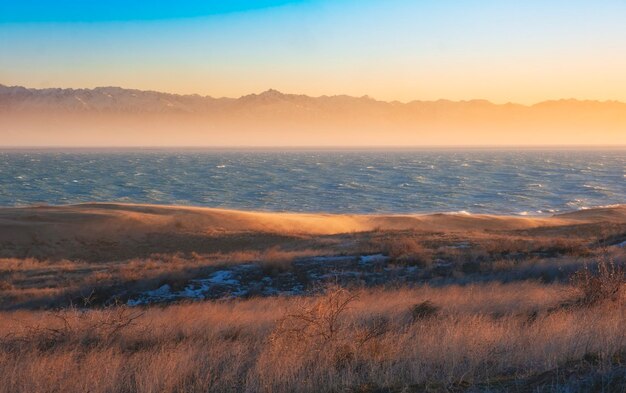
359, 254, 389, 264
127, 284, 174, 306
207, 270, 239, 285
445, 242, 470, 249
74, 95, 89, 108
127, 270, 242, 306
311, 255, 357, 263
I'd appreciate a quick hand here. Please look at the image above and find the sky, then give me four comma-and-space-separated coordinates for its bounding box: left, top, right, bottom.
1, 0, 626, 104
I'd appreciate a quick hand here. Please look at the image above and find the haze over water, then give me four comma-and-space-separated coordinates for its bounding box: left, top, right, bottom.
1, 149, 624, 215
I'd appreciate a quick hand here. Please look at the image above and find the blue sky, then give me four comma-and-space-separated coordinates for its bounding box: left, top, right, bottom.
0, 1, 305, 22
1, 1, 626, 103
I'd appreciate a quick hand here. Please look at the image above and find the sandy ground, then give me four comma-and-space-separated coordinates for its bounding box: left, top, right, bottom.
0, 203, 624, 260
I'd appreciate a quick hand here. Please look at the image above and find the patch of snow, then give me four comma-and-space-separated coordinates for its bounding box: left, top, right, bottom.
445, 242, 470, 249
359, 254, 389, 264
127, 284, 174, 306
128, 270, 243, 306
74, 95, 90, 108
180, 283, 209, 299
208, 270, 239, 285
311, 255, 357, 263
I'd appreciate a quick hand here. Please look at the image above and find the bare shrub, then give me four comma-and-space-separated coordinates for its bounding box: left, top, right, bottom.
570, 256, 625, 306
6, 305, 144, 351
354, 314, 389, 346
268, 286, 395, 373
272, 285, 358, 348
267, 285, 362, 374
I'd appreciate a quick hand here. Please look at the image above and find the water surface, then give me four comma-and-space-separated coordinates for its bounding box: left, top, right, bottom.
0, 149, 624, 215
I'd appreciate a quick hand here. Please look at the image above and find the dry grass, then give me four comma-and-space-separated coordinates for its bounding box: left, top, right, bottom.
0, 229, 616, 310
570, 255, 626, 306
1, 282, 626, 393
0, 208, 624, 391
376, 236, 433, 267
0, 247, 323, 309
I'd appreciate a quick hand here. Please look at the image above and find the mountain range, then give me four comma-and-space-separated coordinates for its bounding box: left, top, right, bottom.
1, 84, 625, 146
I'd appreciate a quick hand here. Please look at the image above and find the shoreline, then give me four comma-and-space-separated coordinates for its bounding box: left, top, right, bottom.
3, 201, 626, 217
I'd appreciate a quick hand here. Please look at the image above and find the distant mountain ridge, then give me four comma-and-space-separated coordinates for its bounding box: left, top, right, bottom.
2, 83, 625, 114
1, 84, 625, 146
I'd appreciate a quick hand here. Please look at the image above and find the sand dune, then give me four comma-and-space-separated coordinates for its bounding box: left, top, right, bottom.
1, 203, 624, 261
1, 203, 624, 243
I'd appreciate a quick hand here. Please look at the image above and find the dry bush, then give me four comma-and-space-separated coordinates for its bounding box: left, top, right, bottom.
272, 285, 358, 347
3, 305, 144, 352
378, 237, 432, 267
410, 300, 440, 321
570, 256, 625, 306
267, 285, 394, 374
258, 246, 298, 275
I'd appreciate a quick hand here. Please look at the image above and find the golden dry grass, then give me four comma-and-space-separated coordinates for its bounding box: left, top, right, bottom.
0, 247, 325, 309
1, 208, 623, 310
0, 204, 625, 391
1, 203, 624, 261
1, 282, 625, 393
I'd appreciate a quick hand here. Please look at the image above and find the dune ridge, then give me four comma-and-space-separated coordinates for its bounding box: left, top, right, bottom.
1, 203, 624, 241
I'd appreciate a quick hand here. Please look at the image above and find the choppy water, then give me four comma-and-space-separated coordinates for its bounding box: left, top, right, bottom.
0, 149, 624, 215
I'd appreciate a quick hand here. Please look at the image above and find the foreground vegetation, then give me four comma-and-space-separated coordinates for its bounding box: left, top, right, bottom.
1, 276, 625, 393
1, 225, 621, 310
0, 204, 625, 391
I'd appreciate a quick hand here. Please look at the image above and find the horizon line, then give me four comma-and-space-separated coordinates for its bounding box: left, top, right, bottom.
2, 145, 625, 150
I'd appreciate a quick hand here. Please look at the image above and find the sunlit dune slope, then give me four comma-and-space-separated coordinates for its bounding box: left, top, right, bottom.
1, 203, 624, 241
